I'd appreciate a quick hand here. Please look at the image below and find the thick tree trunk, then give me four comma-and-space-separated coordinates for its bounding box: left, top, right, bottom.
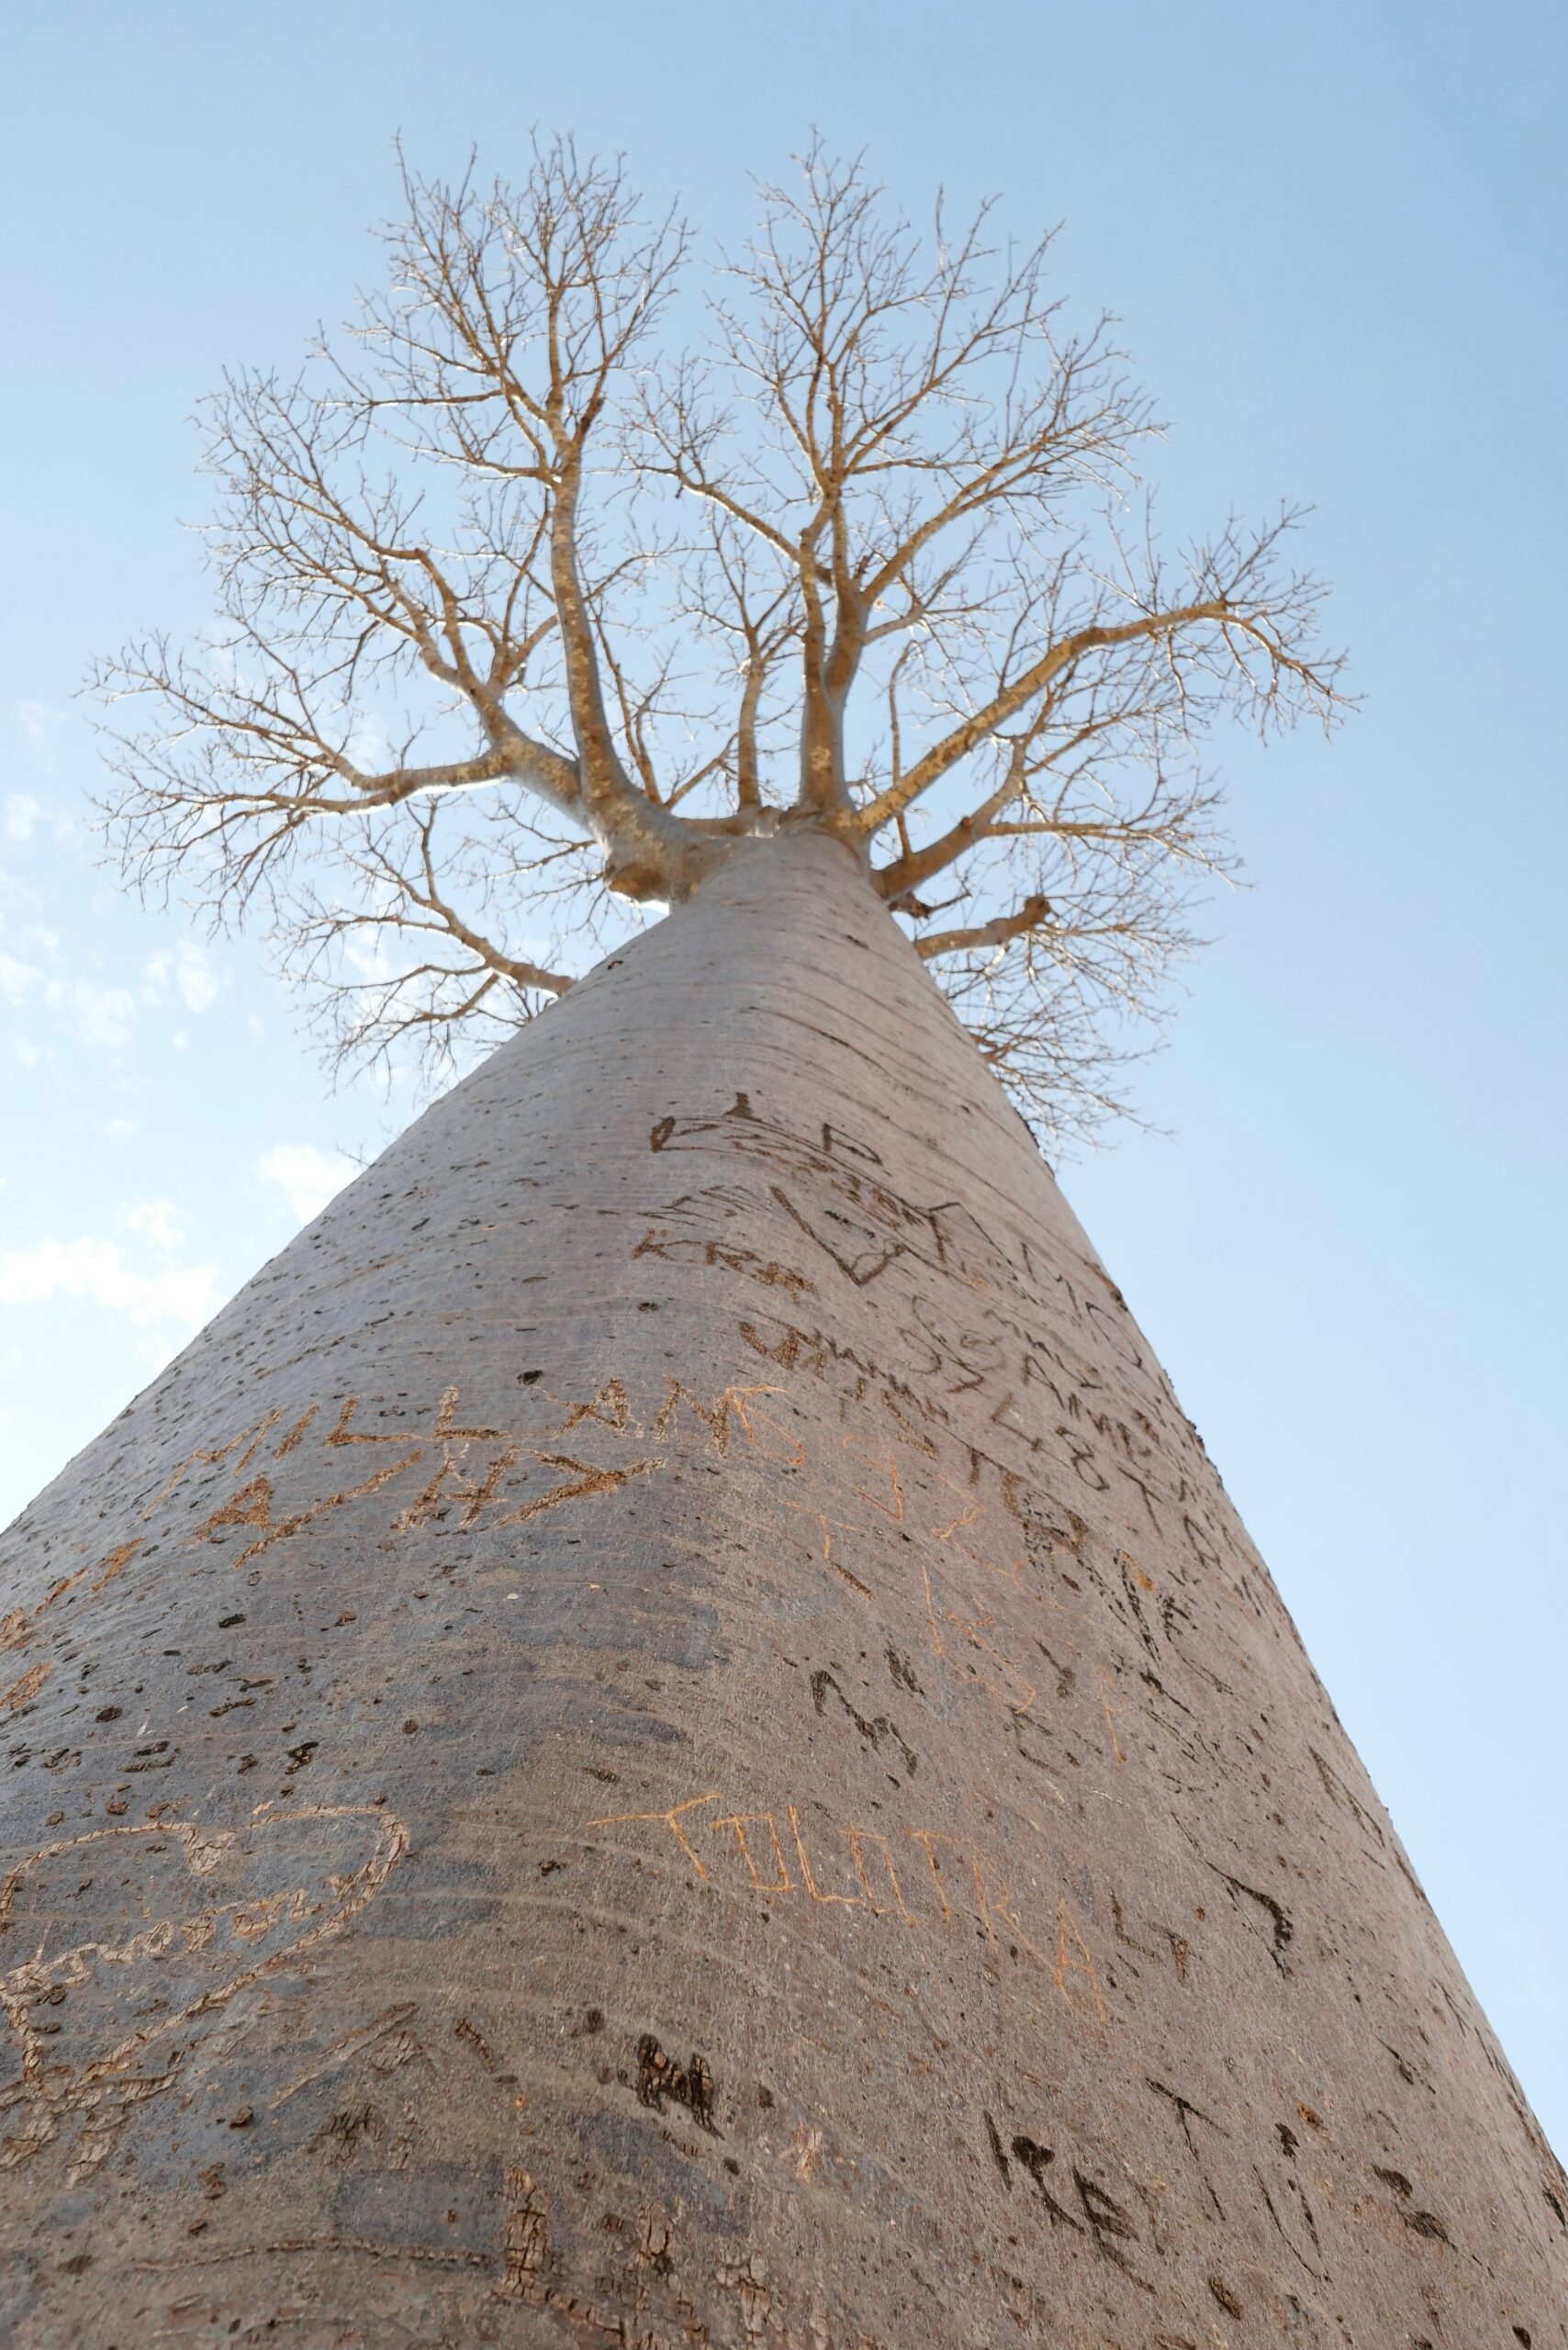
1, 833, 1562, 2347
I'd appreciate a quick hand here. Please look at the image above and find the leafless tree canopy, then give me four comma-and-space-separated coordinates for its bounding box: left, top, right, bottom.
94, 140, 1346, 1141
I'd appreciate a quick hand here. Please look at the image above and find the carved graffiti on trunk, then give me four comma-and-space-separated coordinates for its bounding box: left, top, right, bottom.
0, 1804, 408, 2180
579, 1787, 1110, 2024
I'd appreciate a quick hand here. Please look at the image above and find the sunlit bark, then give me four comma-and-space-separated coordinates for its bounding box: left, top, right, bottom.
1, 836, 1559, 2344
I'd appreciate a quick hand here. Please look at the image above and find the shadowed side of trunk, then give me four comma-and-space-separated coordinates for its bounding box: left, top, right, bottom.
1, 832, 1562, 2347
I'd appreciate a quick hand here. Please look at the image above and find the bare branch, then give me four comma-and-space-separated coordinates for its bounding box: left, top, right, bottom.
913, 891, 1051, 959
90, 138, 1347, 1141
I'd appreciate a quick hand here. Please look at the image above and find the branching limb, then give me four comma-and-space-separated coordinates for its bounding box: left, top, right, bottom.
91, 137, 1349, 1142
913, 892, 1051, 959
396, 810, 575, 995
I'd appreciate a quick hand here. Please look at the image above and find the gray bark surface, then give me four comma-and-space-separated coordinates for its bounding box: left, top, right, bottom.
1, 833, 1562, 2346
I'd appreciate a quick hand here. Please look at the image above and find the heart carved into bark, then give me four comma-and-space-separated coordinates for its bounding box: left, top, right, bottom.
0, 1803, 408, 2180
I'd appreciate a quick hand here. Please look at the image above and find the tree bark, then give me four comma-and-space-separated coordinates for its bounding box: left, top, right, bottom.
1, 833, 1561, 2347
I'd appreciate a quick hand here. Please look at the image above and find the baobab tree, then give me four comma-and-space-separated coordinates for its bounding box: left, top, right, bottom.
97, 140, 1339, 1137
2, 145, 1561, 2349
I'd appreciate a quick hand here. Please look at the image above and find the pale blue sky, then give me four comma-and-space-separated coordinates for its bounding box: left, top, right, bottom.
2, 0, 1563, 2145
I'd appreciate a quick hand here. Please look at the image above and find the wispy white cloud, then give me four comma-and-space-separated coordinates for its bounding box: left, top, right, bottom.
142, 941, 223, 1014
1, 927, 222, 1062
0, 1234, 222, 1330
0, 947, 136, 1051
258, 1142, 357, 1225
0, 949, 37, 1005
0, 787, 73, 850
123, 1197, 186, 1252
17, 702, 67, 769
69, 979, 138, 1049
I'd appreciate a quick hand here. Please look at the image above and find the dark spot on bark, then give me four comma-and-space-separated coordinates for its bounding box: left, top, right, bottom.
1072, 2168, 1145, 2281
635, 2034, 719, 2135
811, 1668, 917, 1774
94, 1707, 121, 1722
1374, 2165, 1412, 2198
57, 2253, 93, 2275
1207, 2276, 1243, 2316
1009, 2135, 1082, 2233
309, 2103, 384, 2165
650, 1117, 675, 1151
520, 1370, 543, 1384
1210, 1865, 1293, 1969
1380, 2039, 1426, 2086
218, 1614, 245, 1628
1402, 2209, 1450, 2244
